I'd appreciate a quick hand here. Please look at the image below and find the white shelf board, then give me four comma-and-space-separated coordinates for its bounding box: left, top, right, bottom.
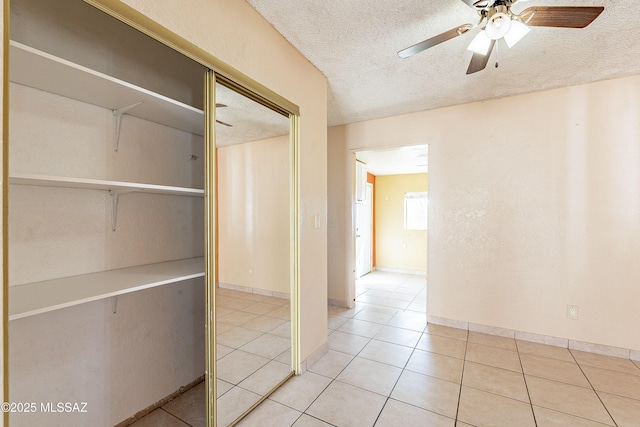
9, 173, 204, 197
9, 257, 205, 321
9, 41, 204, 136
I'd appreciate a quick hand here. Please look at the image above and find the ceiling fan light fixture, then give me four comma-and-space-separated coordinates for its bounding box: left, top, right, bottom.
485, 12, 512, 40
467, 30, 492, 55
504, 20, 530, 47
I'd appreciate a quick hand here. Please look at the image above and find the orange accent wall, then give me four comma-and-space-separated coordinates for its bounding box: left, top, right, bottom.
367, 172, 376, 267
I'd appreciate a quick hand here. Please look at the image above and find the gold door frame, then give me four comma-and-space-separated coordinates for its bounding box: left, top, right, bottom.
1, 1, 301, 426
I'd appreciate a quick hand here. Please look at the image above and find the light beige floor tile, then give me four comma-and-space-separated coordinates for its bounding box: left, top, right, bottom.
571, 350, 640, 376
217, 297, 256, 311
520, 353, 591, 388
217, 350, 270, 384
357, 295, 410, 309
390, 370, 460, 418
425, 324, 468, 341
405, 349, 464, 383
269, 371, 332, 412
516, 340, 574, 363
338, 318, 385, 338
242, 315, 288, 333
533, 406, 613, 427
328, 315, 349, 330
374, 325, 422, 347
216, 322, 235, 335
216, 386, 262, 427
598, 391, 640, 427
275, 348, 292, 364
269, 306, 292, 320
462, 361, 529, 402
416, 332, 467, 359
239, 333, 291, 359
217, 344, 234, 360
129, 409, 190, 427
162, 381, 205, 427
465, 342, 522, 372
217, 379, 234, 398
216, 306, 236, 319
406, 301, 427, 312
337, 357, 402, 396
270, 321, 292, 338
457, 386, 535, 427
366, 290, 416, 302
358, 339, 413, 368
526, 376, 615, 425
455, 423, 474, 427
387, 311, 427, 332
308, 349, 354, 378
237, 360, 293, 396
306, 381, 386, 427
242, 302, 281, 315
468, 331, 517, 351
375, 399, 455, 427
235, 399, 301, 427
353, 305, 399, 324
327, 331, 370, 355
292, 414, 333, 427
581, 365, 640, 400
217, 327, 264, 349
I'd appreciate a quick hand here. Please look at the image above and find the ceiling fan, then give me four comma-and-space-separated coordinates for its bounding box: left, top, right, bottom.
398, 0, 604, 74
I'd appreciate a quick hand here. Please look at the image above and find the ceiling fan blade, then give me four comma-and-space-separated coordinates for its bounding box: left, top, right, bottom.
520, 6, 604, 28
398, 24, 473, 58
460, 0, 495, 10
216, 119, 232, 127
466, 39, 495, 75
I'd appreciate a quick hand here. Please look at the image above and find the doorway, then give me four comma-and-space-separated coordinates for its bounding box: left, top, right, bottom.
355, 183, 373, 278
353, 145, 428, 308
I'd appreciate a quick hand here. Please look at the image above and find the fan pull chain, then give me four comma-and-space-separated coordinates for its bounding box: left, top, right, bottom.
495, 40, 500, 68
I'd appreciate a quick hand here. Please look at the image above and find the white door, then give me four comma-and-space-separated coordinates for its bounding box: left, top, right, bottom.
355, 183, 373, 278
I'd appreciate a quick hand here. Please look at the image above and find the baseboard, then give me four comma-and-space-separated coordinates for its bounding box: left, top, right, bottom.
218, 282, 290, 300
374, 267, 426, 276
328, 298, 350, 308
300, 342, 329, 374
114, 375, 204, 427
428, 315, 639, 360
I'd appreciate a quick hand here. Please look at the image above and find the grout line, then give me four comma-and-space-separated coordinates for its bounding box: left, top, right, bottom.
453, 329, 470, 424
159, 407, 193, 426
514, 339, 538, 427
569, 350, 619, 427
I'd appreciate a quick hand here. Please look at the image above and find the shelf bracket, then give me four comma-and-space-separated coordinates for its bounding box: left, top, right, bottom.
113, 101, 143, 152
109, 189, 138, 231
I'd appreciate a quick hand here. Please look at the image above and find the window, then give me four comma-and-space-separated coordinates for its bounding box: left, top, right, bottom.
404, 192, 427, 230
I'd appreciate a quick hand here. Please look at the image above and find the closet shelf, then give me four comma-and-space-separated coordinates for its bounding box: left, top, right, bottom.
9, 173, 205, 197
9, 40, 205, 137
9, 257, 205, 321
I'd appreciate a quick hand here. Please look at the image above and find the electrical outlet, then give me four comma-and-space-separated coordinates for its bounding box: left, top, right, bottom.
567, 305, 579, 320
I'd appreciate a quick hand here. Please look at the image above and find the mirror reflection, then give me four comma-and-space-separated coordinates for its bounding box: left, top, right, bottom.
214, 82, 293, 426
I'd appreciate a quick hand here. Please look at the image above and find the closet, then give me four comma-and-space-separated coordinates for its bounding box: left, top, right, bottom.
6, 0, 299, 426
8, 0, 206, 425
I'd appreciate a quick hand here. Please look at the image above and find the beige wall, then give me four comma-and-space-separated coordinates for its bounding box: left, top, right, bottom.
375, 174, 427, 273
218, 136, 290, 295
328, 74, 640, 352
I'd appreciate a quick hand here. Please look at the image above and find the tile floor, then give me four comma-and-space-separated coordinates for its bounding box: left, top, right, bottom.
130, 272, 640, 427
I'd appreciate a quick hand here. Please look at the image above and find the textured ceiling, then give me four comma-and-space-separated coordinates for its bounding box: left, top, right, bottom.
246, 0, 640, 127
356, 145, 428, 176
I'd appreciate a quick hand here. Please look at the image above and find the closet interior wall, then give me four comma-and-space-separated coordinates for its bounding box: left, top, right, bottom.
8, 0, 206, 425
